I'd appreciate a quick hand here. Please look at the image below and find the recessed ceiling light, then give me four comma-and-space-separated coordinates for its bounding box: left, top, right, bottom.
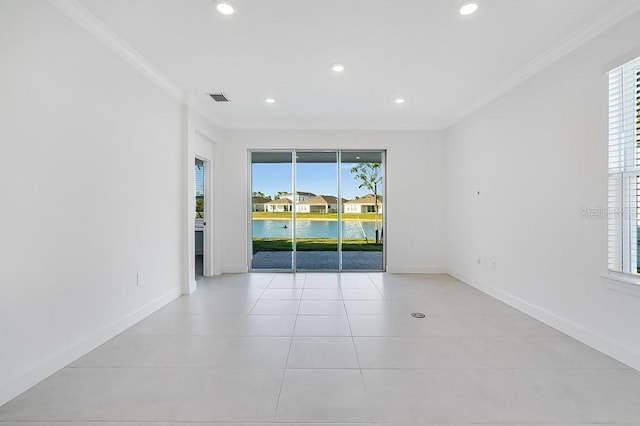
216, 2, 235, 15
331, 63, 345, 73
355, 156, 361, 160
395, 98, 405, 104
265, 98, 276, 104
459, 3, 478, 15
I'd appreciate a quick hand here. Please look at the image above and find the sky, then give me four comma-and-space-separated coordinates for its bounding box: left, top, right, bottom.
251, 162, 383, 200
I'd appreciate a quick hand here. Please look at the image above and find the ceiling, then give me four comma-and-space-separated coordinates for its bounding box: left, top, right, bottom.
76, 0, 633, 130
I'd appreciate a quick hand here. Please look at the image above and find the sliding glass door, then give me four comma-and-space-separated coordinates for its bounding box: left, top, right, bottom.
295, 151, 339, 270
250, 151, 294, 271
341, 151, 384, 270
250, 150, 385, 272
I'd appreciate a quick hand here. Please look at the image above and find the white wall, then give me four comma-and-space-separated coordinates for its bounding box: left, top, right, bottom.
221, 130, 446, 273
0, 1, 184, 404
445, 11, 640, 370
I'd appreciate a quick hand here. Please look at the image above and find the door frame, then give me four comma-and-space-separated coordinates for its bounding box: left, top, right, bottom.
185, 132, 217, 294
195, 156, 213, 277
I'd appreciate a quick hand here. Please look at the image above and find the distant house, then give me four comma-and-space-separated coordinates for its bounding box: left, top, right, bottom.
279, 191, 315, 203
251, 196, 270, 212
297, 195, 343, 213
344, 194, 383, 213
264, 198, 293, 212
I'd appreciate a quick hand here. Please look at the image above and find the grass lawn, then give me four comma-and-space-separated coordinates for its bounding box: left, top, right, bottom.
252, 212, 382, 221
253, 238, 383, 253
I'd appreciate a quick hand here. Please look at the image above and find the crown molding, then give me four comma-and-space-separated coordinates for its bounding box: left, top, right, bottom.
48, 0, 184, 102
222, 119, 445, 131
445, 0, 640, 127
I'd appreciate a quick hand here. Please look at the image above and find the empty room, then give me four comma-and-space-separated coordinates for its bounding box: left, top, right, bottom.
2, 0, 640, 424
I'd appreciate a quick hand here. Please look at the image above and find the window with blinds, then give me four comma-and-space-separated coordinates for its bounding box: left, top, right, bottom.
608, 56, 640, 275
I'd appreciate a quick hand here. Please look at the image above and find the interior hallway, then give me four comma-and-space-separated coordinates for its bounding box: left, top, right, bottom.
1, 273, 639, 425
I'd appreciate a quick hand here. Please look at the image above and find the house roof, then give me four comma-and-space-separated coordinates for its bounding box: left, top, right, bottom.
299, 195, 341, 205
281, 191, 316, 197
345, 194, 383, 204
266, 198, 292, 205
252, 196, 270, 204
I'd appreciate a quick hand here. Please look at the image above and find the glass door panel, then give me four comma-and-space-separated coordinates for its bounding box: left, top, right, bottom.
340, 151, 384, 270
195, 159, 205, 277
294, 151, 339, 271
250, 151, 293, 270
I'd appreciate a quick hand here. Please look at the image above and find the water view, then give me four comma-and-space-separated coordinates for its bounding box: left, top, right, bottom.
253, 219, 378, 240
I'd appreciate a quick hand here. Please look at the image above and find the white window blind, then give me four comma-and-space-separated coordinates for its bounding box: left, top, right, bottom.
608, 56, 640, 275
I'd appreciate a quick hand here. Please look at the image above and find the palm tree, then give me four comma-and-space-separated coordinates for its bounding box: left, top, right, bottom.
351, 162, 382, 244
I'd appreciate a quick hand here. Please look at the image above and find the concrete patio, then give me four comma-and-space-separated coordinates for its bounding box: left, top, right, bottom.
251, 251, 383, 270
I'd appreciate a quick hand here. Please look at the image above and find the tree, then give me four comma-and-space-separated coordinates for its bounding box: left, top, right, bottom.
350, 162, 382, 244
252, 191, 272, 200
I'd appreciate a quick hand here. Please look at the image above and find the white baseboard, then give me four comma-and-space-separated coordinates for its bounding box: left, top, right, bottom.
223, 265, 447, 274
186, 279, 197, 294
446, 269, 640, 372
0, 286, 182, 407
386, 265, 446, 274
222, 264, 249, 273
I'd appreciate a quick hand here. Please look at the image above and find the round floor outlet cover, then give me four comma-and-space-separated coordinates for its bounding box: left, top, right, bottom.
411, 312, 426, 319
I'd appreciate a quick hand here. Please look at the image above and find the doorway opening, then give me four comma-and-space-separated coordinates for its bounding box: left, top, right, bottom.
249, 150, 385, 272
195, 158, 205, 277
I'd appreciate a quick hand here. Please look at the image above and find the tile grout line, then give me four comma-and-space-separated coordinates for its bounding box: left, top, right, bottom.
271, 273, 304, 420
240, 274, 274, 327
341, 273, 375, 422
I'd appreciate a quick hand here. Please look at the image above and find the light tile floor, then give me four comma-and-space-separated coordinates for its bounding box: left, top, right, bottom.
1, 272, 640, 425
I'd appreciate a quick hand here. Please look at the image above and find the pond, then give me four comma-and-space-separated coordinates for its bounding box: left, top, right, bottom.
252, 219, 380, 240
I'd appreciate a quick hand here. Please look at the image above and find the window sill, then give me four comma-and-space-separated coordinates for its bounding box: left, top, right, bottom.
602, 272, 640, 297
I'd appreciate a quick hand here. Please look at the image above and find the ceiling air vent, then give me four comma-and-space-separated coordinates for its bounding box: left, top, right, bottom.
209, 93, 230, 102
